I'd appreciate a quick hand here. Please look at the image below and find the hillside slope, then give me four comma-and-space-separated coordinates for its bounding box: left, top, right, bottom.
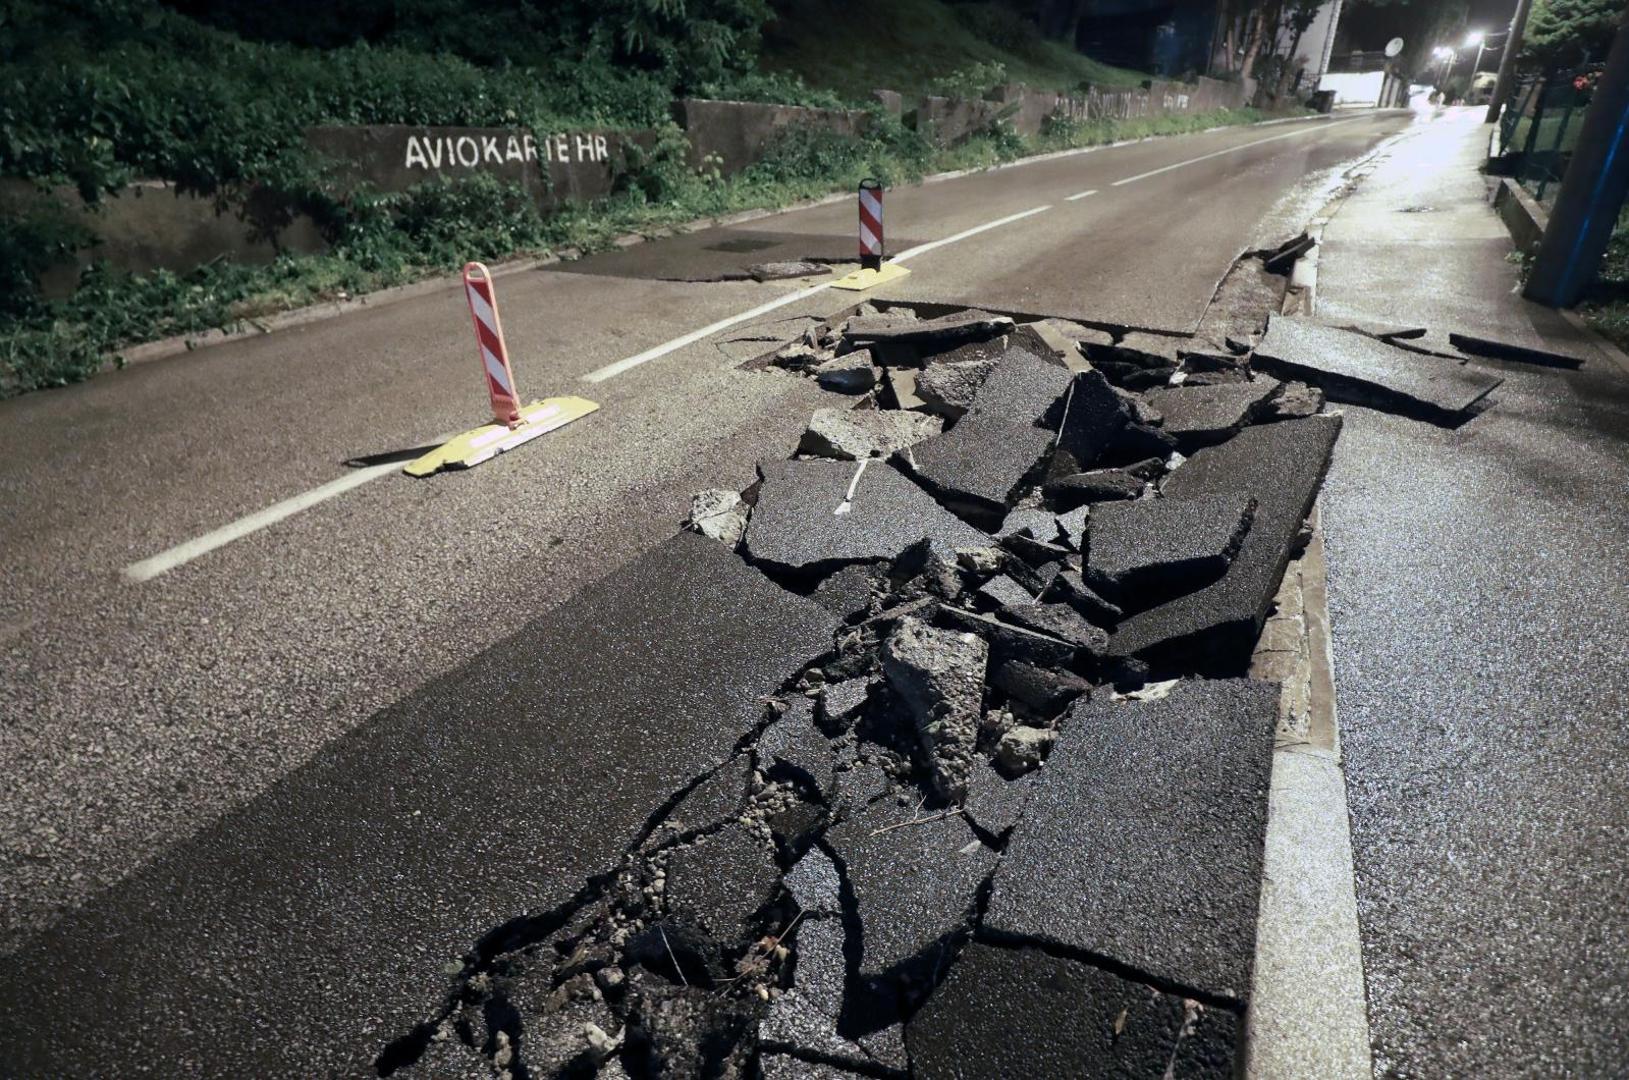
761, 0, 1149, 98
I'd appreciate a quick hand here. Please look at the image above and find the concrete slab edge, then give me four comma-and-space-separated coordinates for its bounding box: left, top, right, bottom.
99, 113, 1356, 378
1245, 505, 1373, 1079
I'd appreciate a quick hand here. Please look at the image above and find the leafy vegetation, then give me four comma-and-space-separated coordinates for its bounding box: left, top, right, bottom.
1523, 0, 1622, 68
760, 0, 1147, 97
1580, 209, 1629, 352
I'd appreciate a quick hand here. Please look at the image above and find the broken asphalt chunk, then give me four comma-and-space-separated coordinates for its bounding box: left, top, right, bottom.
986, 679, 1278, 1006
936, 606, 1076, 669
1260, 380, 1325, 421
799, 407, 943, 461
902, 419, 1055, 526
998, 602, 1108, 657
626, 970, 755, 1078
760, 698, 838, 798
760, 918, 877, 1071
1447, 330, 1587, 369
914, 358, 998, 419
685, 489, 749, 548
749, 260, 829, 282
826, 797, 997, 984
1054, 369, 1131, 473
1038, 569, 1123, 627
881, 616, 988, 801
1086, 494, 1256, 609
1043, 468, 1145, 507
813, 352, 880, 393
960, 758, 1042, 839
785, 846, 843, 917
1143, 379, 1280, 449
976, 574, 1036, 611
1254, 316, 1502, 423
845, 308, 1013, 346
990, 660, 1090, 716
648, 755, 754, 845
907, 943, 1239, 1080
662, 823, 781, 952
744, 459, 988, 574
1108, 415, 1340, 672
963, 347, 1074, 426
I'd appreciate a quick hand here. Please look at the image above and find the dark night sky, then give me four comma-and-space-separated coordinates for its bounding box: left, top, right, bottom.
1340, 0, 1522, 54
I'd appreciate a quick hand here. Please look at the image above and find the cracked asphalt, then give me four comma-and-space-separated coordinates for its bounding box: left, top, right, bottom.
0, 111, 1407, 955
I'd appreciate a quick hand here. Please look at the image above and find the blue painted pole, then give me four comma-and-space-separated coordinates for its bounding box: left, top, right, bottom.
1524, 8, 1629, 308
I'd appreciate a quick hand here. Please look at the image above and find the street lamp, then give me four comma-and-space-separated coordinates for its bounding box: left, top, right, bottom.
1466, 30, 1489, 84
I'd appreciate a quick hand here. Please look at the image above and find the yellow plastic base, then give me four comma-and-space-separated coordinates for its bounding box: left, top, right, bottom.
830, 263, 912, 291
404, 396, 599, 477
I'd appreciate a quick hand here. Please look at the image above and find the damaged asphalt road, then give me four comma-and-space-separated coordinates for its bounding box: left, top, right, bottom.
0, 215, 1534, 1076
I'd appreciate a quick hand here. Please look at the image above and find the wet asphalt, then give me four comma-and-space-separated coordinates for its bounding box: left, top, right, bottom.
0, 111, 1407, 954
1317, 109, 1629, 1075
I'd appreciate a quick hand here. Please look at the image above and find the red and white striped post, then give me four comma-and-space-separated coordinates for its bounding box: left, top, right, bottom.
858, 179, 884, 272
462, 262, 523, 428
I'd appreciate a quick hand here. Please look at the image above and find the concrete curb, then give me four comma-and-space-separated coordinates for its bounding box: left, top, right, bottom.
101, 112, 1356, 375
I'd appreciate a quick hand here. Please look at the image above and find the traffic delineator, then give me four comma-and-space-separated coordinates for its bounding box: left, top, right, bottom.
404, 261, 598, 477
832, 179, 910, 291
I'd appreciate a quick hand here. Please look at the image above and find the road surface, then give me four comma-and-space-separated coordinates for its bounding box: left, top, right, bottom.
0, 112, 1408, 957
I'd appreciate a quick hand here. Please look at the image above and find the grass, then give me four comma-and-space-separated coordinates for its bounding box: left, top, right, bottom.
760, 0, 1149, 98
2, 105, 1294, 398
1579, 209, 1629, 351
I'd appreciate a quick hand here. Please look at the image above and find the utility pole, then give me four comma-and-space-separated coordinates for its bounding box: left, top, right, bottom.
1523, 7, 1629, 308
1486, 0, 1535, 123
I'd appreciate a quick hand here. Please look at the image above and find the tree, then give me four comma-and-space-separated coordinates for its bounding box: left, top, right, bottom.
1523, 0, 1621, 67
1274, 0, 1325, 98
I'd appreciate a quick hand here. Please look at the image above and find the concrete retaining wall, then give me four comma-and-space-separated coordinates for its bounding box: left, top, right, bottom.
672, 98, 869, 174
1494, 177, 1547, 256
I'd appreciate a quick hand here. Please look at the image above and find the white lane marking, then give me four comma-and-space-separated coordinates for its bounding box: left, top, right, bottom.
581, 204, 1053, 384
888, 205, 1052, 264
1111, 117, 1358, 187
581, 280, 838, 384
1065, 189, 1099, 202
123, 462, 402, 582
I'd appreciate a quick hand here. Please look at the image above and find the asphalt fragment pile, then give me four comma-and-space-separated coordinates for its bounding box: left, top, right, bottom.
383, 302, 1361, 1080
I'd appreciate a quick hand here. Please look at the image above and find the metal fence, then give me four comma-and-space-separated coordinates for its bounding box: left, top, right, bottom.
1501, 70, 1597, 206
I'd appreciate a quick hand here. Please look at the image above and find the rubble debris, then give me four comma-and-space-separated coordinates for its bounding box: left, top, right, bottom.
907, 944, 1239, 1079
1054, 505, 1089, 550
1262, 232, 1315, 274
810, 564, 880, 621
826, 797, 998, 984
962, 348, 1074, 426
1053, 370, 1131, 473
1142, 379, 1280, 448
884, 368, 926, 411
998, 603, 1108, 657
1086, 494, 1256, 608
994, 725, 1055, 775
685, 489, 749, 548
524, 998, 624, 1077
903, 418, 1055, 526
1195, 256, 1285, 346
799, 408, 944, 461
1260, 381, 1325, 421
748, 260, 830, 282
744, 459, 988, 574
662, 823, 781, 952
760, 698, 838, 798
986, 679, 1277, 1006
1008, 319, 1111, 370
1082, 333, 1181, 390
990, 660, 1090, 716
773, 339, 830, 373
960, 758, 1042, 838
814, 352, 880, 393
996, 508, 1062, 543
881, 616, 988, 801
1043, 468, 1145, 507
976, 574, 1036, 610
1038, 570, 1123, 627
1447, 330, 1586, 370
914, 358, 998, 419
1254, 316, 1502, 423
1000, 531, 1069, 570
759, 1053, 875, 1079
1109, 416, 1340, 671
1108, 419, 1179, 461
844, 309, 1013, 346
625, 970, 755, 1078
936, 607, 1075, 669
819, 678, 872, 730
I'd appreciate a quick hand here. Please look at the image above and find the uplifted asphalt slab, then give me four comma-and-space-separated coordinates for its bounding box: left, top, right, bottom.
1256, 315, 1502, 422
0, 532, 837, 1076
1109, 415, 1341, 670
985, 679, 1278, 1006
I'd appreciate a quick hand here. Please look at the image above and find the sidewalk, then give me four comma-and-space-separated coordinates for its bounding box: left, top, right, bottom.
1313, 107, 1629, 1075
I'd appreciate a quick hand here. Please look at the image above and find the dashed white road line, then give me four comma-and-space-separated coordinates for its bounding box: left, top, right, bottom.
1065, 189, 1099, 202
580, 204, 1052, 385
123, 460, 403, 582
1111, 117, 1358, 187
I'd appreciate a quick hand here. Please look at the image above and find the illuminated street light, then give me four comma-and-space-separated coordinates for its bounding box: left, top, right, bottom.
1463, 30, 1485, 48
